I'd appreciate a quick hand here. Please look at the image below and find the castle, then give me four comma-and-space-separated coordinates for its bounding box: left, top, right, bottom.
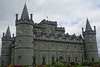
0, 4, 99, 66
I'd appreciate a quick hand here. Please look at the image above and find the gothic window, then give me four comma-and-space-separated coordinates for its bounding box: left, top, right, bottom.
75, 56, 78, 62
42, 56, 46, 65
2, 60, 4, 66
18, 40, 22, 47
33, 43, 36, 49
82, 57, 83, 61
33, 54, 36, 65
51, 44, 54, 50
52, 56, 55, 64
90, 46, 93, 50
18, 56, 21, 63
60, 44, 63, 50
42, 44, 46, 50
92, 57, 94, 61
59, 55, 63, 62
67, 45, 70, 50
2, 51, 4, 54
68, 55, 71, 62
74, 46, 76, 51
81, 46, 83, 51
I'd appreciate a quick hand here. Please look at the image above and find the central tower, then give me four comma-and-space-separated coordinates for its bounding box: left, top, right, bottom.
14, 4, 34, 65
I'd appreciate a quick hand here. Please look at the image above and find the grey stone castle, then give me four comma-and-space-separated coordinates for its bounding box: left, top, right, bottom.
0, 4, 99, 66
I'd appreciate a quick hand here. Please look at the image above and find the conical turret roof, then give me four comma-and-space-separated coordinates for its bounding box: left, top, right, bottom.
5, 26, 11, 38
85, 19, 92, 31
21, 3, 29, 20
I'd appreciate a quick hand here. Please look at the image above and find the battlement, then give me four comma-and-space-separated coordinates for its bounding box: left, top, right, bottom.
56, 27, 65, 32
39, 19, 57, 26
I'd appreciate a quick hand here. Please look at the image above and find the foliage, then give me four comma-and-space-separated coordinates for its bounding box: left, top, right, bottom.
82, 60, 89, 66
23, 65, 28, 67
67, 63, 71, 67
41, 65, 48, 67
91, 61, 100, 67
7, 64, 14, 67
69, 62, 75, 66
36, 65, 41, 67
72, 65, 82, 67
53, 61, 64, 67
63, 64, 67, 67
75, 62, 79, 65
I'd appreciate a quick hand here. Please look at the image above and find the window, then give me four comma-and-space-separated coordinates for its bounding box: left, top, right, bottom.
82, 57, 83, 61
52, 56, 55, 64
92, 57, 94, 61
75, 56, 77, 62
81, 47, 83, 51
60, 44, 63, 50
42, 44, 46, 50
51, 44, 54, 50
33, 43, 36, 49
18, 56, 21, 63
33, 55, 36, 65
68, 55, 71, 62
18, 40, 22, 47
2, 60, 4, 66
59, 55, 63, 62
74, 46, 76, 51
67, 45, 70, 50
42, 56, 45, 65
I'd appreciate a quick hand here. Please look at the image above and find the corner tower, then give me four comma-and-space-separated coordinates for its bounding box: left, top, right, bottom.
82, 19, 99, 61
1, 26, 12, 66
14, 4, 34, 65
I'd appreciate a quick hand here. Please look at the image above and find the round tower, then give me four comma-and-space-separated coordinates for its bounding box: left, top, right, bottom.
14, 4, 34, 65
82, 19, 99, 61
1, 26, 12, 66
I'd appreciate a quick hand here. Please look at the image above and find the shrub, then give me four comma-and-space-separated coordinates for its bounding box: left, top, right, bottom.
72, 65, 82, 67
82, 60, 89, 66
36, 65, 41, 67
23, 65, 28, 67
53, 61, 64, 67
67, 63, 71, 67
70, 62, 75, 66
75, 62, 79, 65
91, 61, 100, 67
41, 65, 48, 67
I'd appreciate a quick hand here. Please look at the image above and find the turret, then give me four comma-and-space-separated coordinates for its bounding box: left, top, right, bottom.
1, 26, 12, 66
82, 19, 99, 61
14, 4, 34, 65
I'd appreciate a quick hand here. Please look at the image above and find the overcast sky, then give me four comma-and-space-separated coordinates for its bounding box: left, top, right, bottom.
0, 0, 100, 55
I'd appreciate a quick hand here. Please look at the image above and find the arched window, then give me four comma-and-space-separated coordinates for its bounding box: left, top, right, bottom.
52, 56, 55, 64
74, 45, 76, 51
75, 56, 78, 62
82, 57, 83, 61
2, 60, 4, 66
33, 43, 36, 49
18, 56, 21, 63
92, 57, 94, 61
59, 55, 63, 62
33, 54, 36, 65
42, 55, 46, 65
51, 44, 54, 50
60, 44, 63, 50
67, 45, 70, 50
42, 44, 46, 50
68, 55, 71, 62
18, 40, 22, 47
81, 47, 83, 51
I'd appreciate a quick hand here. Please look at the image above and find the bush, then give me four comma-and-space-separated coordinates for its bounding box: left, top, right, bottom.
91, 61, 100, 67
69, 62, 75, 66
72, 65, 82, 67
41, 65, 48, 67
75, 62, 79, 65
36, 65, 41, 67
82, 60, 89, 66
23, 65, 28, 67
53, 61, 64, 67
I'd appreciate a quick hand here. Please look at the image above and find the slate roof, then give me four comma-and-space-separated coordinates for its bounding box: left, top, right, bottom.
5, 26, 11, 38
21, 4, 29, 20
85, 19, 92, 31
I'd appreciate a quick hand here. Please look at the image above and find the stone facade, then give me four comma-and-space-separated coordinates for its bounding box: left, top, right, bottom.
0, 4, 99, 66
